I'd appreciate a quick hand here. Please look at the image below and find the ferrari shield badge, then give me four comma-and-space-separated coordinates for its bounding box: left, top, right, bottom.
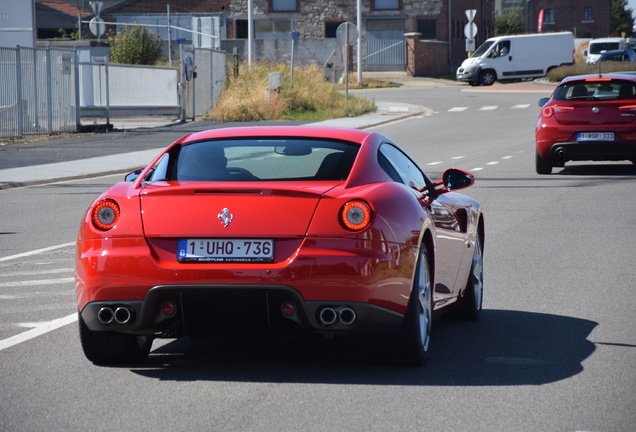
217, 208, 234, 228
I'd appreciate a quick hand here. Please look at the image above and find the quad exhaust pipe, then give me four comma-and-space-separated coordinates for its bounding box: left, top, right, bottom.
318, 306, 357, 326
98, 306, 134, 325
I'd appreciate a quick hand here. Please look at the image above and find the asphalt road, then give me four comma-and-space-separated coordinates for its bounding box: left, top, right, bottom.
1, 82, 635, 432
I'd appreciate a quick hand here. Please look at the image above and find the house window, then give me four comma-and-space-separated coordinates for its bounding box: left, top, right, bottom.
272, 0, 296, 12
374, 0, 399, 11
417, 20, 437, 40
544, 9, 554, 24
583, 7, 593, 22
255, 19, 292, 38
235, 19, 248, 39
325, 21, 345, 38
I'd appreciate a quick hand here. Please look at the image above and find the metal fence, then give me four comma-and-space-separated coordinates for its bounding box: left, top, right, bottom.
0, 46, 78, 139
1, 46, 227, 140
188, 48, 226, 118
362, 39, 406, 71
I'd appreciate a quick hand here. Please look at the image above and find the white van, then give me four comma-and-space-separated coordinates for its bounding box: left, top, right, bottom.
585, 37, 628, 64
456, 32, 575, 86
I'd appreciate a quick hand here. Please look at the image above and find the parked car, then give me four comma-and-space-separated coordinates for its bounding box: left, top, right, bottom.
585, 37, 628, 64
535, 73, 636, 174
596, 49, 636, 63
76, 126, 485, 366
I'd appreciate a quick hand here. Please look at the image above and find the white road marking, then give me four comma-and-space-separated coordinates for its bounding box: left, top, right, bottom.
487, 161, 499, 165
471, 167, 484, 171
501, 156, 513, 159
0, 313, 77, 352
427, 161, 443, 165
511, 104, 531, 109
451, 156, 465, 160
479, 105, 498, 111
448, 107, 468, 112
0, 242, 75, 263
0, 277, 75, 288
0, 243, 78, 351
0, 268, 74, 278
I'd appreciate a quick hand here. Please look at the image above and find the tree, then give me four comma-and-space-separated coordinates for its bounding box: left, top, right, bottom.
494, 10, 524, 35
611, 0, 635, 36
109, 25, 164, 65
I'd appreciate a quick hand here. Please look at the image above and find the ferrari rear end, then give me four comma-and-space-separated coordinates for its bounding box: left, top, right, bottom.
75, 127, 426, 362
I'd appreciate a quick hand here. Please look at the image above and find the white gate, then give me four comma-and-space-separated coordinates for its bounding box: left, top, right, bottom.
360, 39, 405, 71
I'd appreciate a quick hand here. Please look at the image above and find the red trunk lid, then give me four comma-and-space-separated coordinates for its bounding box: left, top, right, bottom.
139, 182, 337, 238
554, 104, 636, 126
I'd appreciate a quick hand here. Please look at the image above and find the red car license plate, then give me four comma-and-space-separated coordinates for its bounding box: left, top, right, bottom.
577, 132, 614, 141
177, 239, 274, 262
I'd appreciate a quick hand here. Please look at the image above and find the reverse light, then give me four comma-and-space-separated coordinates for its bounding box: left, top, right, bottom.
91, 199, 121, 231
542, 106, 574, 118
341, 200, 372, 231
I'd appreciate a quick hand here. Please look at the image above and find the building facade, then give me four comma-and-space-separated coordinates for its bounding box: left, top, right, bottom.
500, 0, 611, 38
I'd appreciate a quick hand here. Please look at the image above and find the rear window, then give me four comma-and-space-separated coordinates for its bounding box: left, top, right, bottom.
552, 79, 636, 101
160, 138, 359, 182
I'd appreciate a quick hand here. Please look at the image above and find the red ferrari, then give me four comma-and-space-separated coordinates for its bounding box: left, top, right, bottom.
75, 126, 484, 366
536, 72, 636, 174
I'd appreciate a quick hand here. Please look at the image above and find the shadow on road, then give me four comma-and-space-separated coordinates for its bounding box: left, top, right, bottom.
128, 309, 597, 386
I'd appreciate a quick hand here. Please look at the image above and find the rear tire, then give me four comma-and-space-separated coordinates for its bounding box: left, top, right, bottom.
479, 70, 496, 86
78, 312, 152, 364
395, 244, 432, 366
454, 232, 483, 321
535, 151, 553, 174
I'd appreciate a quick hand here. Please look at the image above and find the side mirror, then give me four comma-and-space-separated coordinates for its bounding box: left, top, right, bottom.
538, 97, 550, 107
125, 168, 143, 182
443, 168, 474, 191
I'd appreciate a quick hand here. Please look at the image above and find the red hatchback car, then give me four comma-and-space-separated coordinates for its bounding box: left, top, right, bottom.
75, 126, 484, 366
535, 73, 636, 174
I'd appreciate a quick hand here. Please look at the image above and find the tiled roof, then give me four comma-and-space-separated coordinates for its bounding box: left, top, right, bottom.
37, 1, 92, 18
104, 0, 229, 14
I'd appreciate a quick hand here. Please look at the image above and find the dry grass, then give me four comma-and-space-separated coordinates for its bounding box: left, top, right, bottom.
208, 62, 377, 121
547, 62, 636, 82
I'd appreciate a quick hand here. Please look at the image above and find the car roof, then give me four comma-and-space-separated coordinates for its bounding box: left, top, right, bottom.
559, 72, 636, 85
183, 126, 375, 144
589, 37, 625, 42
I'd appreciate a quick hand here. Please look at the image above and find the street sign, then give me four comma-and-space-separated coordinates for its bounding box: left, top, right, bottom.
466, 38, 476, 52
336, 22, 359, 46
464, 22, 478, 39
465, 9, 477, 21
89, 17, 106, 37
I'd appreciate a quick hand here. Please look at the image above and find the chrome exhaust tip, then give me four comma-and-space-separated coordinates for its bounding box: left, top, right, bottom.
114, 307, 132, 324
97, 307, 114, 325
319, 307, 338, 326
339, 307, 356, 325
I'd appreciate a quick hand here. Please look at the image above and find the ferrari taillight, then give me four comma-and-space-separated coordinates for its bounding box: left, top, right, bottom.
542, 106, 574, 118
341, 200, 372, 231
91, 199, 121, 231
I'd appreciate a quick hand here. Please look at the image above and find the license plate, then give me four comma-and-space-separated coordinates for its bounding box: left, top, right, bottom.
577, 132, 614, 141
177, 239, 274, 263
